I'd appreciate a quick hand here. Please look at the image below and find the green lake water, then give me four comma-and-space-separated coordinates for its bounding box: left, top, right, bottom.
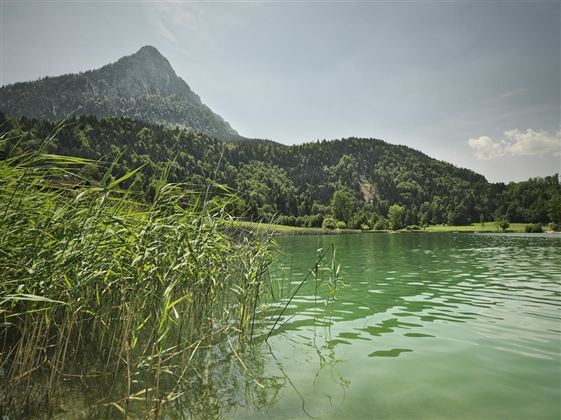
235, 233, 561, 419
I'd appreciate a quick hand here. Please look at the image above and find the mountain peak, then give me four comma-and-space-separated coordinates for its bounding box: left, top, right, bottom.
136, 45, 163, 57
0, 47, 241, 140
109, 45, 177, 82
125, 45, 172, 71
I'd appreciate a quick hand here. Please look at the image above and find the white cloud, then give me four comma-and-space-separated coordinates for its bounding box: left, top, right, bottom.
468, 129, 561, 160
468, 135, 506, 160
503, 129, 561, 156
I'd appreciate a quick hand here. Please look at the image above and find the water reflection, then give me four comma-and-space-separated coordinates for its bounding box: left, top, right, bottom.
368, 349, 413, 357
240, 233, 561, 419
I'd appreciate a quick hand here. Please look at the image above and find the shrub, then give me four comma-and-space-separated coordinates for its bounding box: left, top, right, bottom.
275, 214, 296, 226
306, 214, 324, 228
548, 222, 559, 232
336, 221, 347, 229
373, 217, 389, 230
360, 224, 371, 231
406, 225, 422, 231
496, 218, 510, 232
322, 216, 337, 230
350, 210, 370, 229
525, 223, 543, 233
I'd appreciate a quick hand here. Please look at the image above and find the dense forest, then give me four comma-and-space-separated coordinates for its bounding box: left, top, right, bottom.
1, 113, 559, 230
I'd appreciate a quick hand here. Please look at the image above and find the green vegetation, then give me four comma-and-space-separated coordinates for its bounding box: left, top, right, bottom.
388, 204, 406, 230
336, 221, 348, 230
237, 220, 547, 235
374, 217, 390, 230
0, 139, 274, 416
235, 220, 364, 235
1, 113, 559, 232
322, 216, 337, 230
237, 220, 325, 234
525, 223, 544, 233
497, 217, 510, 232
330, 189, 357, 224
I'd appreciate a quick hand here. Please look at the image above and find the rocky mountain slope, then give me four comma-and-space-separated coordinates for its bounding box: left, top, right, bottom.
0, 46, 241, 141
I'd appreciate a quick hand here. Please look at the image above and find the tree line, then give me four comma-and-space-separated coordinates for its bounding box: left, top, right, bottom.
1, 113, 559, 230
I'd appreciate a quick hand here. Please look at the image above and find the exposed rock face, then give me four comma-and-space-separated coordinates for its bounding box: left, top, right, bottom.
0, 46, 241, 141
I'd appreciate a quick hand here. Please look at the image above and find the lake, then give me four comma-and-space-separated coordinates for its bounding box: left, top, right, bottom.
25, 232, 561, 418
234, 232, 561, 419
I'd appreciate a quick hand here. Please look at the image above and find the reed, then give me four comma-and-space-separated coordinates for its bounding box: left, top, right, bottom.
0, 133, 274, 416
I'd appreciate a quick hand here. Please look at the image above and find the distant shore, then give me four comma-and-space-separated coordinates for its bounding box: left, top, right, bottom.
234, 221, 557, 236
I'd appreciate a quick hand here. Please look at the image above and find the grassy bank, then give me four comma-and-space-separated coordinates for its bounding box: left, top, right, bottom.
235, 221, 542, 235
0, 142, 274, 416
423, 222, 527, 233
234, 220, 363, 235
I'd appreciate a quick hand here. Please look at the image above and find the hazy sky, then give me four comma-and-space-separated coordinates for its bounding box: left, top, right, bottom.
1, 0, 560, 183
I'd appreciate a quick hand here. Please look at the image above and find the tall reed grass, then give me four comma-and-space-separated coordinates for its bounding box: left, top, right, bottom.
0, 132, 274, 417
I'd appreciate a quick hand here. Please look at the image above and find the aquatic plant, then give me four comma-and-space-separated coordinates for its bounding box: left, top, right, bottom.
264, 244, 343, 340
0, 131, 274, 416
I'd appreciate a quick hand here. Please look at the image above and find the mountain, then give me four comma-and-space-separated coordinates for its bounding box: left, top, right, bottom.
0, 46, 241, 141
2, 114, 559, 228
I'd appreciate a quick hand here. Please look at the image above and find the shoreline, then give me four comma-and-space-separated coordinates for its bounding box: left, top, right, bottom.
233, 221, 559, 236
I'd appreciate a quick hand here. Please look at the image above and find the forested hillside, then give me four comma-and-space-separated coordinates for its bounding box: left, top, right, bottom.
0, 46, 241, 141
2, 113, 559, 229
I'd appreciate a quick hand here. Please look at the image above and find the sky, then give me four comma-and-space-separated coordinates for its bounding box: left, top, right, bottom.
1, 0, 560, 183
